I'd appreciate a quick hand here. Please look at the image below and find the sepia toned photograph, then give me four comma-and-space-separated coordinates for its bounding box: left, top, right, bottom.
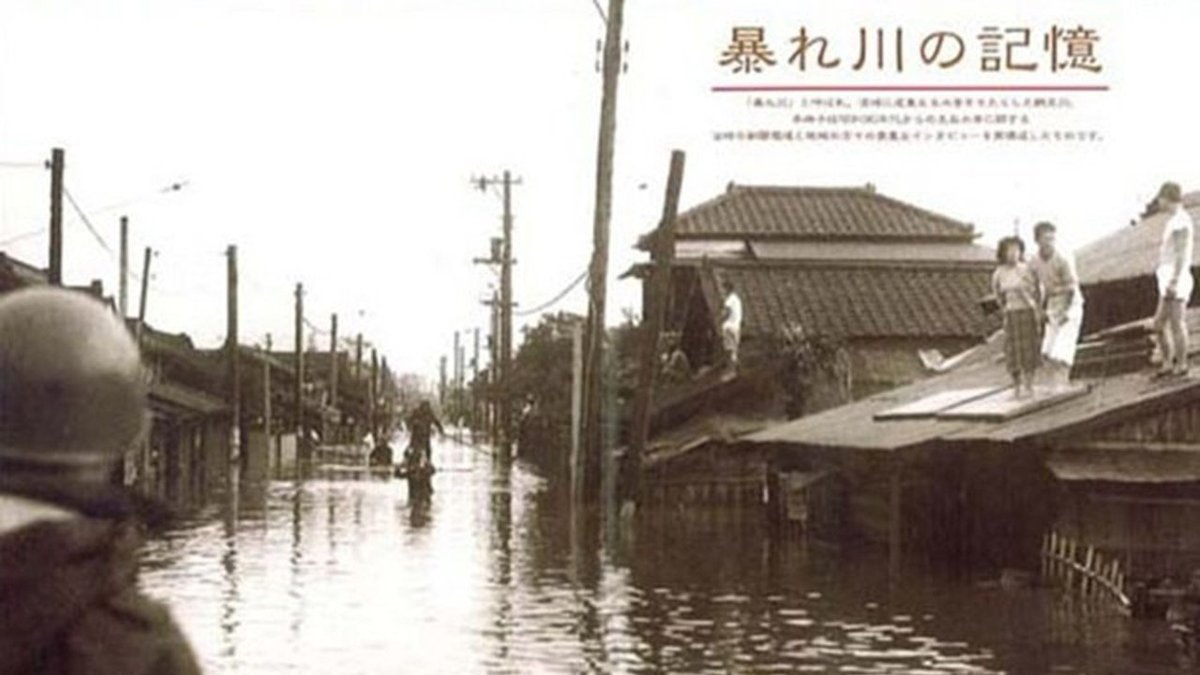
1, 1, 1199, 673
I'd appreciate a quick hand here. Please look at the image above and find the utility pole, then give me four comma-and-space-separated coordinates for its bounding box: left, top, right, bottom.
355, 333, 364, 381
47, 148, 64, 285
226, 245, 241, 484
483, 291, 499, 445
629, 150, 686, 505
263, 339, 273, 474
294, 283, 305, 449
135, 247, 152, 347
439, 354, 448, 411
472, 173, 519, 461
453, 330, 461, 422
571, 319, 584, 502
369, 349, 379, 439
329, 313, 339, 410
581, 0, 627, 503
118, 216, 129, 318
472, 327, 480, 436
354, 333, 364, 441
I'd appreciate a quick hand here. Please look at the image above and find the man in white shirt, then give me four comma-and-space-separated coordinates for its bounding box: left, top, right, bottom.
721, 277, 744, 367
1152, 181, 1194, 377
1028, 221, 1084, 387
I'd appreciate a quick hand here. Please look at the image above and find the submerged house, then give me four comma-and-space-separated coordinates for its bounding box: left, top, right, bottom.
736, 188, 1200, 593
635, 183, 998, 403
631, 184, 1000, 501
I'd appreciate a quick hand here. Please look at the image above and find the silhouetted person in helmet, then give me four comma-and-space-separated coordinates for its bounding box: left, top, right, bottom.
0, 288, 201, 675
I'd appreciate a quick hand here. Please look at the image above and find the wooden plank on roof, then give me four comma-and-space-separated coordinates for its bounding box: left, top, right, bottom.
874, 386, 1002, 420
937, 383, 1090, 421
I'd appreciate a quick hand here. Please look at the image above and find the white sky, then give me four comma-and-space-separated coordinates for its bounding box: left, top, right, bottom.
1, 0, 1197, 381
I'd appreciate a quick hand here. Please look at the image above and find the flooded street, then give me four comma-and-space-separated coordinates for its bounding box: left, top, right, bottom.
140, 439, 1186, 674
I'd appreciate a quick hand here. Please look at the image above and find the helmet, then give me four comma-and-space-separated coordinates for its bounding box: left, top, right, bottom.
0, 287, 146, 470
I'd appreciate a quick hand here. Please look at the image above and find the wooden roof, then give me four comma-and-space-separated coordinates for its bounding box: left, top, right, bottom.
745, 334, 1200, 452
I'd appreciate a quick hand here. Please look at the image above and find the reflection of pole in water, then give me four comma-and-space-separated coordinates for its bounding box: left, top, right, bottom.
288, 486, 305, 640
487, 460, 513, 664
220, 493, 240, 660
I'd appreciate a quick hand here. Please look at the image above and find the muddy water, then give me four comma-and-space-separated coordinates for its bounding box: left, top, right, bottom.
139, 439, 1188, 674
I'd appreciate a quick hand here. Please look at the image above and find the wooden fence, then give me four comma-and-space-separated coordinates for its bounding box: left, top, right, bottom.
1042, 530, 1130, 611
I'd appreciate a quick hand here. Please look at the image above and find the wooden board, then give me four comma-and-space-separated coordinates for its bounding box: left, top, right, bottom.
936, 383, 1090, 421
873, 387, 1004, 420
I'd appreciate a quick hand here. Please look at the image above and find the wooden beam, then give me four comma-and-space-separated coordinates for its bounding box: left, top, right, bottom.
629, 150, 686, 505
1072, 440, 1200, 454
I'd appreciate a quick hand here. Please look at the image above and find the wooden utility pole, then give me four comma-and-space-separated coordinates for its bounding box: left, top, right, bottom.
263, 344, 273, 471
499, 172, 514, 462
570, 319, 584, 502
47, 148, 64, 285
354, 333, 363, 381
226, 245, 241, 480
453, 330, 461, 421
369, 349, 379, 439
294, 283, 305, 445
628, 150, 686, 504
472, 174, 519, 459
353, 333, 364, 441
438, 355, 447, 411
581, 0, 627, 503
489, 291, 499, 444
118, 216, 129, 318
329, 313, 339, 410
472, 327, 480, 435
135, 247, 152, 346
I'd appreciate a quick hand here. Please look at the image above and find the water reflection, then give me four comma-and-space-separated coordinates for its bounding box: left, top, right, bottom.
139, 440, 1189, 674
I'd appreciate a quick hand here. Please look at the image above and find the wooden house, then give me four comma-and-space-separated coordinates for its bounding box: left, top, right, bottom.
742, 325, 1200, 583
631, 184, 1000, 506
632, 183, 999, 401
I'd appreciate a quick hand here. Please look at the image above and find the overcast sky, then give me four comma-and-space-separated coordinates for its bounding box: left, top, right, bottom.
1, 0, 1197, 382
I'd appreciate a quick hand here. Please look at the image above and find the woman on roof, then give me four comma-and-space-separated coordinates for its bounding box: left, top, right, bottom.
992, 236, 1042, 399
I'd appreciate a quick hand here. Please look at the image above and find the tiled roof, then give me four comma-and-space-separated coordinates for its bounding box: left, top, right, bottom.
674, 184, 976, 241
708, 263, 998, 340
1077, 191, 1200, 286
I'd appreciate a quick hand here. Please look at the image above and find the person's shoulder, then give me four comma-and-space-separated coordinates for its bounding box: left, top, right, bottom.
72, 589, 202, 675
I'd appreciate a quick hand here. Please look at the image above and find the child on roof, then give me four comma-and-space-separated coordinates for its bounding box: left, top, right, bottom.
993, 236, 1042, 399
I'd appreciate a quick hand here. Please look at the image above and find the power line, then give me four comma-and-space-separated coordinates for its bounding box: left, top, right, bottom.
515, 268, 588, 317
0, 161, 43, 169
0, 228, 47, 247
589, 0, 607, 23
91, 180, 190, 216
63, 186, 114, 255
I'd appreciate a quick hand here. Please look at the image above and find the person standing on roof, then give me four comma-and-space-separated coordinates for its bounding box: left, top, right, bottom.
1028, 221, 1084, 387
0, 287, 202, 675
992, 236, 1042, 399
1151, 181, 1195, 378
720, 277, 743, 368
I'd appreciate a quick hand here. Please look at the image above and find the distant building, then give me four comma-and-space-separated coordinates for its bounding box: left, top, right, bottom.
1077, 190, 1200, 334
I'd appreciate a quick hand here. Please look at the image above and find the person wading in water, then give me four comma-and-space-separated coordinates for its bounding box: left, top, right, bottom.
404, 401, 445, 476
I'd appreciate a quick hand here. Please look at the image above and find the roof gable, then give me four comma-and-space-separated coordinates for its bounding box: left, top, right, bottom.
674, 184, 976, 242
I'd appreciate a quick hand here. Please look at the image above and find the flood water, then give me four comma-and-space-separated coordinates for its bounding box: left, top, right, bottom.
140, 438, 1189, 674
